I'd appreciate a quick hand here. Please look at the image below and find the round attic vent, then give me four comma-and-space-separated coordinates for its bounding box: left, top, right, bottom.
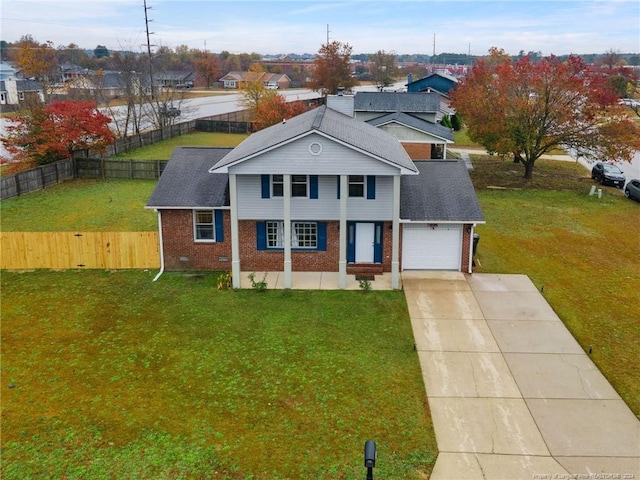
309, 142, 322, 156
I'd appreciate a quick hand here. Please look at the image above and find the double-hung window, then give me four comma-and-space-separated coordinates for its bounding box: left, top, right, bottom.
266, 221, 317, 249
194, 210, 215, 241
272, 175, 284, 197
291, 175, 308, 197
193, 210, 221, 242
271, 175, 308, 197
348, 175, 365, 197
264, 174, 317, 199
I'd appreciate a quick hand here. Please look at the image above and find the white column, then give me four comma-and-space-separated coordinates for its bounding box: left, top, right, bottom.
283, 174, 292, 288
338, 174, 348, 289
391, 175, 400, 289
229, 174, 241, 288
443, 142, 448, 159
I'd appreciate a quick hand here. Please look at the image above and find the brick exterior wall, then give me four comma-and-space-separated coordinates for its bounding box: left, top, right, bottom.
159, 209, 470, 273
401, 142, 432, 159
160, 210, 232, 271
238, 220, 393, 272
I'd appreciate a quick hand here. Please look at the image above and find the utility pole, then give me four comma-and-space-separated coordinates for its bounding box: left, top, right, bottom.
143, 0, 155, 100
326, 24, 330, 45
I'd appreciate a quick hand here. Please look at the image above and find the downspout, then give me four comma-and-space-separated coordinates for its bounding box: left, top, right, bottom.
152, 210, 165, 281
467, 224, 475, 274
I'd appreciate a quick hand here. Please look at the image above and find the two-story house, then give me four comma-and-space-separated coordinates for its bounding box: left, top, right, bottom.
146, 105, 484, 289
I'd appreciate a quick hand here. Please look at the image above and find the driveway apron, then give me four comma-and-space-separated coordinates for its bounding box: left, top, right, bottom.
403, 272, 640, 480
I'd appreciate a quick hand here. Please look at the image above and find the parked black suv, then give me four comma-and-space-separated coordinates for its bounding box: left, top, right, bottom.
624, 179, 640, 202
591, 162, 626, 189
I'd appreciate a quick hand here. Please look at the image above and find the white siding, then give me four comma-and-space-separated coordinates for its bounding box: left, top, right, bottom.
228, 133, 401, 176
236, 175, 394, 221
377, 124, 448, 143
355, 111, 438, 124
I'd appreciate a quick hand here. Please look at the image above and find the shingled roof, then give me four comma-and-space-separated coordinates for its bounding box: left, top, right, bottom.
146, 147, 232, 209
209, 105, 418, 174
400, 160, 485, 223
354, 91, 440, 114
367, 112, 454, 142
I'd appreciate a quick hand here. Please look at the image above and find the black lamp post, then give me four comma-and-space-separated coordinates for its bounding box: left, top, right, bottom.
364, 440, 376, 480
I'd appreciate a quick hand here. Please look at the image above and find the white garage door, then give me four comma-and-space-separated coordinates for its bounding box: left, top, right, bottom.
402, 224, 462, 270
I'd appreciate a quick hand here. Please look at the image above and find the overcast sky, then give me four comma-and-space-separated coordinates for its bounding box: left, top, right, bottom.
1, 0, 639, 56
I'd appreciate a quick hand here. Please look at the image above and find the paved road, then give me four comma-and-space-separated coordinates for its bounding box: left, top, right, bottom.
178, 88, 322, 120
574, 148, 640, 184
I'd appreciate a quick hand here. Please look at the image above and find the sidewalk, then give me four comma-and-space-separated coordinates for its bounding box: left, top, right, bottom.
449, 147, 577, 163
403, 271, 640, 480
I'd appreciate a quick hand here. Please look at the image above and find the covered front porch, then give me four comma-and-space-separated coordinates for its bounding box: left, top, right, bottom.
238, 271, 400, 290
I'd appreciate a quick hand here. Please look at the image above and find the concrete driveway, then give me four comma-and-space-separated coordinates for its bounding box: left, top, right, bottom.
402, 271, 640, 480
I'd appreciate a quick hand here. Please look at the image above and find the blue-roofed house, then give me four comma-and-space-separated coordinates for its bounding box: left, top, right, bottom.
146, 105, 484, 289
407, 72, 459, 96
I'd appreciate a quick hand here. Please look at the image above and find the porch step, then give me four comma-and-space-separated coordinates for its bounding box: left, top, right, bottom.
347, 264, 384, 276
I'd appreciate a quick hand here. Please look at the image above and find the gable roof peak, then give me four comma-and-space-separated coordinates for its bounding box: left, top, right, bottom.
210, 105, 417, 174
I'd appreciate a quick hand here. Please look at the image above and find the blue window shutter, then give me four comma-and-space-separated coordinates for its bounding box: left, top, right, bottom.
310, 175, 318, 199
256, 221, 267, 250
261, 175, 270, 198
366, 175, 376, 199
215, 210, 224, 242
347, 222, 355, 263
317, 222, 326, 251
337, 175, 341, 199
374, 222, 383, 263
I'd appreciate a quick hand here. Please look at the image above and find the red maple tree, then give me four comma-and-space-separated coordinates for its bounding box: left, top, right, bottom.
3, 100, 115, 165
452, 50, 640, 179
253, 95, 309, 131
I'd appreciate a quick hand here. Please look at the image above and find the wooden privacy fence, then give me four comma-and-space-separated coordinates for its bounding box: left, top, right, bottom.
0, 159, 75, 200
1, 159, 168, 199
1, 232, 160, 270
72, 120, 197, 158
75, 158, 168, 179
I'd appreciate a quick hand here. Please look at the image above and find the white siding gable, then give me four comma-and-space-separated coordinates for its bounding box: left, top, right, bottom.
377, 123, 450, 143
227, 132, 401, 176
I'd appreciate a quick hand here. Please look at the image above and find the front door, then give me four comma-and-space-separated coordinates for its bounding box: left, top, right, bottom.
355, 222, 375, 263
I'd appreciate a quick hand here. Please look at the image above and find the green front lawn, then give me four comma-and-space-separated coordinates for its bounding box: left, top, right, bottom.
1, 271, 436, 479
0, 179, 158, 231
114, 132, 247, 160
470, 155, 640, 417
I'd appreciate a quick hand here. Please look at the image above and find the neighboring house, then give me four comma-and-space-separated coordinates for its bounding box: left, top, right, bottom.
407, 72, 458, 96
67, 71, 139, 98
0, 62, 17, 81
261, 73, 290, 89
59, 63, 92, 83
328, 91, 454, 159
154, 71, 195, 88
219, 71, 290, 89
146, 105, 484, 289
0, 78, 44, 106
407, 72, 459, 119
